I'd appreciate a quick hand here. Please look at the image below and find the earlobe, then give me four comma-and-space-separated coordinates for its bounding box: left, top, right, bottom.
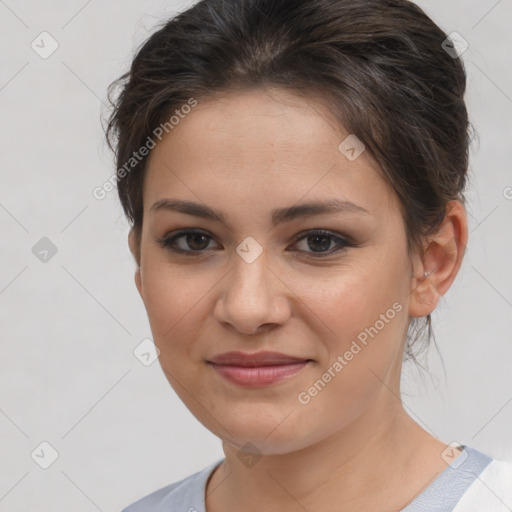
408, 201, 468, 318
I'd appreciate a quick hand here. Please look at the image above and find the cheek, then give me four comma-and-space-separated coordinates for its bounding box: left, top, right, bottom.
297, 259, 408, 346
292, 268, 409, 432
294, 258, 411, 409
140, 260, 214, 346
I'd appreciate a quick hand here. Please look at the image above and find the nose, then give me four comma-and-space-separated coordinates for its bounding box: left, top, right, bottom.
213, 249, 291, 335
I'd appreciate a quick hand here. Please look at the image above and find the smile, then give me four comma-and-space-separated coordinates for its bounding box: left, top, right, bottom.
207, 361, 311, 387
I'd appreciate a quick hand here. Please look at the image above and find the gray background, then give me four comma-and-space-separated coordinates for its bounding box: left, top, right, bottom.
0, 0, 510, 510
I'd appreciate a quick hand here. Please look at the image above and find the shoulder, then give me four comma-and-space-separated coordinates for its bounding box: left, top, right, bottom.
121, 458, 224, 512
453, 451, 512, 512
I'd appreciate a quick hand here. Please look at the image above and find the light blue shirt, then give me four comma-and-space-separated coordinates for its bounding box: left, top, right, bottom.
122, 445, 493, 511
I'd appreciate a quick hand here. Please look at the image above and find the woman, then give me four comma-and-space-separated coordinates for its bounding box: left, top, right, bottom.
105, 0, 512, 510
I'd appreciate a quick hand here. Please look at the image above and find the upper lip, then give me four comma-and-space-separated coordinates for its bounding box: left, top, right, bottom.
207, 351, 311, 367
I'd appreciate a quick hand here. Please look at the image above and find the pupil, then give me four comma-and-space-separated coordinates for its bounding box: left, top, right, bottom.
187, 233, 208, 250
309, 235, 331, 252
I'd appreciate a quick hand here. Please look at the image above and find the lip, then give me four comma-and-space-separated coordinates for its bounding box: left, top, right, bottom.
207, 351, 310, 366
206, 351, 312, 388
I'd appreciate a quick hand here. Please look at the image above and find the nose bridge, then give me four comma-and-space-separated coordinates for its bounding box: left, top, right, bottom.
230, 245, 271, 309
215, 243, 288, 333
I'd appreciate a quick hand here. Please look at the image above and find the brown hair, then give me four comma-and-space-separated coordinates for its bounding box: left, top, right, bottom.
104, 0, 472, 364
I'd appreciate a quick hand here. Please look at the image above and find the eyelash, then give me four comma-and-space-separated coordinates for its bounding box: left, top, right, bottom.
156, 228, 354, 258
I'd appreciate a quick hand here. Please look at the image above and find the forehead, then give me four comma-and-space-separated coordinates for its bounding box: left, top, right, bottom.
150, 87, 357, 165
143, 87, 398, 219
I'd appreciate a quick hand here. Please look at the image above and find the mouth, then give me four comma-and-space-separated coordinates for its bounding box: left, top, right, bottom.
206, 351, 313, 387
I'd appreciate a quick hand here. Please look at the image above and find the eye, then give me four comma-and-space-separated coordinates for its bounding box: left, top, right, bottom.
290, 229, 352, 256
156, 228, 218, 254
156, 228, 353, 257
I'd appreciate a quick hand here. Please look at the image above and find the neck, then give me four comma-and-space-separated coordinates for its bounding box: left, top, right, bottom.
206, 395, 444, 512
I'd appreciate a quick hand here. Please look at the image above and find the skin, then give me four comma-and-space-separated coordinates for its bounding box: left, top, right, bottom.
128, 87, 468, 512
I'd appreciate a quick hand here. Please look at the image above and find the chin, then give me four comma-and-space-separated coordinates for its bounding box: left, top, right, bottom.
210, 415, 312, 455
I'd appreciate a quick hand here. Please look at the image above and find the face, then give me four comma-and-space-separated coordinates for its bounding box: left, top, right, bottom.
131, 88, 418, 455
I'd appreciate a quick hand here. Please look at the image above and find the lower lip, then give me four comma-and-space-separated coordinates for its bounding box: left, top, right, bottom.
209, 362, 310, 387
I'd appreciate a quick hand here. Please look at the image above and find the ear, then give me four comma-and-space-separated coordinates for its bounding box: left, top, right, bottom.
128, 228, 143, 299
408, 201, 468, 318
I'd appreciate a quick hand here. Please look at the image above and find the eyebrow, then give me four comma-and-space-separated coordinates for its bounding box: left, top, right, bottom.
150, 198, 370, 227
